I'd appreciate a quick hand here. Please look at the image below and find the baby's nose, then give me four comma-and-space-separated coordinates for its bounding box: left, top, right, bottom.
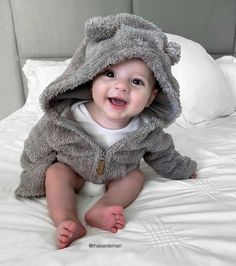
114, 80, 130, 92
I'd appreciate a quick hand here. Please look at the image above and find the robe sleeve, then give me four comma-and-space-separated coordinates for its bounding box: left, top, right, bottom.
143, 129, 197, 180
15, 115, 57, 197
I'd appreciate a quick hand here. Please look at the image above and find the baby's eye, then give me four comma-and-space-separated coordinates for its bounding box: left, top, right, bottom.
104, 70, 114, 78
131, 79, 144, 86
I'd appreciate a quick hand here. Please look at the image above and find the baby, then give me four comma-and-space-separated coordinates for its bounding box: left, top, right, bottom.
15, 13, 197, 249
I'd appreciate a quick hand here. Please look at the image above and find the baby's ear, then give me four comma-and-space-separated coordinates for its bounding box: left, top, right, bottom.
85, 16, 119, 42
146, 88, 158, 107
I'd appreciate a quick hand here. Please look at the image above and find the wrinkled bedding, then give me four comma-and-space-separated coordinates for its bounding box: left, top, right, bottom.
0, 108, 236, 266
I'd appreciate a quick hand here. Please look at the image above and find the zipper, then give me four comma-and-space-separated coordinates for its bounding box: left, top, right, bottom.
96, 156, 105, 176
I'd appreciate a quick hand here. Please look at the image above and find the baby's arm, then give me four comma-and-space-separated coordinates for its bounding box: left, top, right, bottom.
144, 128, 197, 180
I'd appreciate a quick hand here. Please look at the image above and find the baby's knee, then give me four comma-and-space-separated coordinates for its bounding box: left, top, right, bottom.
45, 162, 75, 186
45, 162, 85, 190
130, 169, 145, 183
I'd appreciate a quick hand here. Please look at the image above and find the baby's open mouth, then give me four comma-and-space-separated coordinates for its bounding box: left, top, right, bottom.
108, 98, 127, 106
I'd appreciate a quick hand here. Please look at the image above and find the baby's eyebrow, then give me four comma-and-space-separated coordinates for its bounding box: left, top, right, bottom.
132, 73, 149, 80
100, 68, 112, 74
102, 67, 114, 72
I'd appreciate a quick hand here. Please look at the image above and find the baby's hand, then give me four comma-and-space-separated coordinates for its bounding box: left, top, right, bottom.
190, 172, 197, 179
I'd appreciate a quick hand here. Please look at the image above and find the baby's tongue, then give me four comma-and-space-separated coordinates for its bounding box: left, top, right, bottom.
110, 98, 127, 106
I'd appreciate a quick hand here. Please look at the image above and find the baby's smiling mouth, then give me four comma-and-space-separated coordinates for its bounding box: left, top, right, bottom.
108, 97, 127, 107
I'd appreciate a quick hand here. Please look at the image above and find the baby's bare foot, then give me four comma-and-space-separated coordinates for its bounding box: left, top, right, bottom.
56, 220, 86, 249
85, 205, 125, 233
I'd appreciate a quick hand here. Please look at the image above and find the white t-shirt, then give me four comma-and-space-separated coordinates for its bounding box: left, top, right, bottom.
71, 102, 140, 149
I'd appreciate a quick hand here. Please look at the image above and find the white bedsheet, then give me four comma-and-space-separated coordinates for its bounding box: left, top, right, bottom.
0, 108, 236, 266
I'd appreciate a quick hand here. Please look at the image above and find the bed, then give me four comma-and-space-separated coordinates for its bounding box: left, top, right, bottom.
0, 0, 236, 265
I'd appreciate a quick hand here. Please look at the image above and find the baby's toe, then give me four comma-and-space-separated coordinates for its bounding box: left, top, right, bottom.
110, 226, 118, 233
115, 223, 124, 229
58, 240, 68, 249
60, 228, 72, 237
111, 205, 123, 215
58, 234, 69, 243
66, 221, 77, 232
115, 215, 125, 226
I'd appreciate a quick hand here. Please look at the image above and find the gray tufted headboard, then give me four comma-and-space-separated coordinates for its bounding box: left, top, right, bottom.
0, 0, 236, 120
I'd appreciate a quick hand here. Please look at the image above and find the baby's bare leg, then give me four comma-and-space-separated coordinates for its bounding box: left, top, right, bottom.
45, 162, 86, 249
85, 169, 145, 233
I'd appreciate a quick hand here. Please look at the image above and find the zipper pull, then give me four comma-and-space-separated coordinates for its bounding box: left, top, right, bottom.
96, 158, 105, 176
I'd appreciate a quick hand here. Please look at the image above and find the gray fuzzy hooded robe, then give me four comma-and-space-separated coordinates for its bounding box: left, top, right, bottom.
15, 13, 197, 197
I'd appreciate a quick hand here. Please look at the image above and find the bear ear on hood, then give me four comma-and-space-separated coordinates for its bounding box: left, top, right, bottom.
165, 42, 181, 65
85, 16, 120, 42
84, 13, 159, 43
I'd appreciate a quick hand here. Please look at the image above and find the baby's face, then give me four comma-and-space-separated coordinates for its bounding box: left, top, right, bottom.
88, 59, 157, 129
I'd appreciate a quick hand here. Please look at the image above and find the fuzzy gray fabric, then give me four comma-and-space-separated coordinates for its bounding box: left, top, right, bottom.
41, 13, 181, 125
15, 13, 197, 197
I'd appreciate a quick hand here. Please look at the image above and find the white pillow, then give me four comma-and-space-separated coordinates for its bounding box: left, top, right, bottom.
215, 56, 236, 108
166, 34, 235, 126
23, 59, 71, 118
